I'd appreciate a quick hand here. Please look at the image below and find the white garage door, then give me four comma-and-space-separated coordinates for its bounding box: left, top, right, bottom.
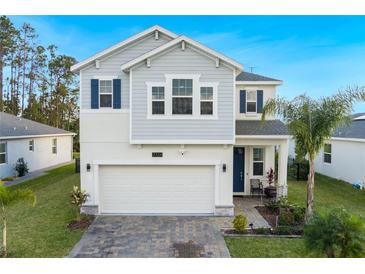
99, 165, 215, 214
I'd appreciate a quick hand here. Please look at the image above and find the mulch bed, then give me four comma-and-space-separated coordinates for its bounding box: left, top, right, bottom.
255, 206, 279, 227
67, 219, 92, 231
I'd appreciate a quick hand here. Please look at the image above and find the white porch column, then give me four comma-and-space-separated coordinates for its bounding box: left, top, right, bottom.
277, 139, 289, 197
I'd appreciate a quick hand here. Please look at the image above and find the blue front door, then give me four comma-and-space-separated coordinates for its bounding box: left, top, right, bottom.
233, 147, 245, 193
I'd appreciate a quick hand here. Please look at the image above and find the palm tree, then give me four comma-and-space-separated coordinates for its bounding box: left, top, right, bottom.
262, 87, 365, 219
0, 183, 36, 257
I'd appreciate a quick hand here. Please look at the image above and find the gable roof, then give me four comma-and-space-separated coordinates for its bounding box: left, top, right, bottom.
0, 112, 74, 140
71, 25, 178, 72
332, 113, 365, 140
236, 120, 288, 136
120, 35, 243, 72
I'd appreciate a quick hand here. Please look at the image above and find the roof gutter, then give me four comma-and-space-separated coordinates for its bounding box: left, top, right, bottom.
236, 80, 283, 86
0, 133, 76, 140
235, 135, 291, 139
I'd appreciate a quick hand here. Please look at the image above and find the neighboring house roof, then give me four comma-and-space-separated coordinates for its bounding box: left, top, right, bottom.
71, 25, 178, 72
235, 120, 289, 136
0, 112, 74, 140
120, 35, 243, 72
332, 113, 365, 140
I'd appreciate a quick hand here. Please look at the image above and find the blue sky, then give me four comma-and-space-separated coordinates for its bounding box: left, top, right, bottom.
9, 15, 365, 112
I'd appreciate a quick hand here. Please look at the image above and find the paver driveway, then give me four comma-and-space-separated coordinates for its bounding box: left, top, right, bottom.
69, 216, 230, 258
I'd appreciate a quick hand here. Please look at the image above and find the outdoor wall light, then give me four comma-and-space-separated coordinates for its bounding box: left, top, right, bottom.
222, 164, 227, 173
86, 163, 91, 172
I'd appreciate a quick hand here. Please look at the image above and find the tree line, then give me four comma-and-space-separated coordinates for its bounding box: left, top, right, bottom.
0, 16, 79, 150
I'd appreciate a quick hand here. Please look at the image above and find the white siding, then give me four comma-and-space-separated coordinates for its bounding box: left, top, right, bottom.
131, 45, 235, 142
314, 139, 365, 185
80, 33, 172, 109
0, 135, 73, 178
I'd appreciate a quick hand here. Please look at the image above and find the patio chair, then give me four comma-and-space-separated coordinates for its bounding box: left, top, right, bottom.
250, 178, 264, 204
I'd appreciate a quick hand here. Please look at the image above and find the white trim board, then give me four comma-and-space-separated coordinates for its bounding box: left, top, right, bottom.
71, 25, 178, 72
80, 109, 129, 114
130, 139, 235, 145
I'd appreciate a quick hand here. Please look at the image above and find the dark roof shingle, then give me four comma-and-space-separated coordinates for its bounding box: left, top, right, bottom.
236, 120, 288, 136
0, 112, 73, 138
236, 71, 281, 82
332, 113, 365, 140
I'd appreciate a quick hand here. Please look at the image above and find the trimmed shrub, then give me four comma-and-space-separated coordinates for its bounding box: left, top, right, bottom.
274, 226, 303, 235
15, 158, 29, 177
254, 228, 271, 235
232, 214, 248, 233
278, 210, 295, 226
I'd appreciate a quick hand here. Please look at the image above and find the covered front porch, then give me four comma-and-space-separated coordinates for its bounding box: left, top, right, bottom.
233, 119, 290, 199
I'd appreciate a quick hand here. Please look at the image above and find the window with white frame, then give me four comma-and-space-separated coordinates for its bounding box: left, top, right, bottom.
253, 148, 264, 176
99, 80, 113, 108
324, 143, 332, 164
200, 87, 213, 115
52, 138, 57, 154
29, 139, 34, 152
172, 79, 193, 115
0, 142, 6, 164
152, 86, 165, 115
246, 90, 257, 113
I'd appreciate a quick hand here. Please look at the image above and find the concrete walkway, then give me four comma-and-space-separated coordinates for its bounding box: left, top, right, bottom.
212, 197, 270, 229
69, 216, 231, 258
4, 160, 75, 187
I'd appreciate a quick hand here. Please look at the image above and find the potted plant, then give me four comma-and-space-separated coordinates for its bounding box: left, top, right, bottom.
264, 168, 277, 198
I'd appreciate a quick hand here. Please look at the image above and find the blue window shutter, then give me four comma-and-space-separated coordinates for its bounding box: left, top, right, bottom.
257, 90, 263, 113
91, 79, 99, 109
113, 79, 121, 109
240, 90, 246, 113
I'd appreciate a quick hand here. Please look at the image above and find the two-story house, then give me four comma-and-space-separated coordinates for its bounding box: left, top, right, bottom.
71, 25, 289, 216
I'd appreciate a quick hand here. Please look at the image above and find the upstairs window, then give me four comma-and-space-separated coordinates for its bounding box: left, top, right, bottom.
0, 142, 6, 164
253, 148, 264, 176
200, 87, 213, 115
172, 79, 193, 115
99, 80, 113, 108
324, 143, 332, 164
152, 86, 165, 115
52, 138, 57, 154
246, 90, 257, 113
29, 139, 34, 152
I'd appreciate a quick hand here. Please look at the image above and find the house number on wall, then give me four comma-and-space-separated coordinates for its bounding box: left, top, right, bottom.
152, 152, 163, 157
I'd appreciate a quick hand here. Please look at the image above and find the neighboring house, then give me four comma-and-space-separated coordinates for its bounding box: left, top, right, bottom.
71, 25, 289, 216
0, 112, 74, 179
314, 113, 365, 186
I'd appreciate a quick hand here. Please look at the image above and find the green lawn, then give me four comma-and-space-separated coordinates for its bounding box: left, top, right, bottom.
1, 164, 84, 257
225, 237, 310, 258
225, 174, 365, 258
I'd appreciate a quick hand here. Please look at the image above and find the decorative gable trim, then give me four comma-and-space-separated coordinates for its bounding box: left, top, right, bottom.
71, 25, 178, 72
120, 35, 243, 72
